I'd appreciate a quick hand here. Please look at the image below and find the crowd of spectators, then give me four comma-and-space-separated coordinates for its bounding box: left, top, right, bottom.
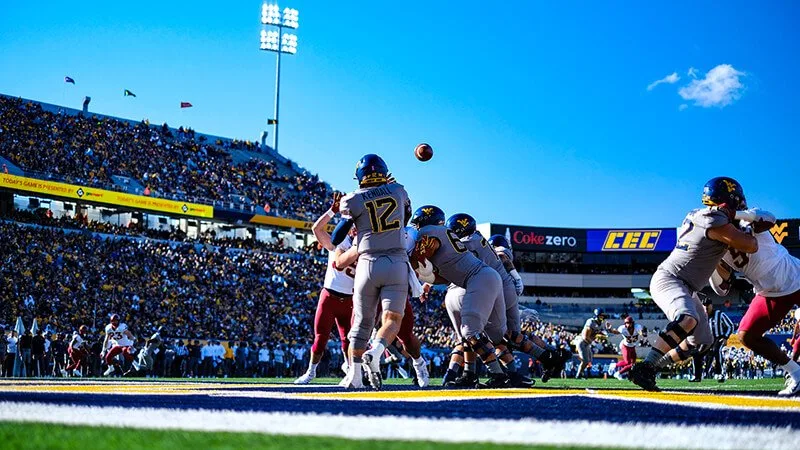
0, 221, 326, 343
0, 96, 330, 220
767, 307, 799, 334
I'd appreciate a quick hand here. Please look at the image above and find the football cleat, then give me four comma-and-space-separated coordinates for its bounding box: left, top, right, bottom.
442, 367, 462, 386
413, 359, 430, 388
103, 365, 117, 377
614, 371, 625, 380
72, 369, 82, 377
60, 369, 68, 378
445, 372, 480, 389
482, 372, 511, 389
628, 362, 661, 392
340, 360, 349, 374
688, 377, 701, 382
294, 371, 315, 385
339, 367, 365, 389
715, 374, 726, 383
361, 352, 382, 390
778, 374, 800, 397
507, 372, 534, 388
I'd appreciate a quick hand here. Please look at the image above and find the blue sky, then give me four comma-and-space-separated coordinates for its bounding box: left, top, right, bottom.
1, 1, 798, 228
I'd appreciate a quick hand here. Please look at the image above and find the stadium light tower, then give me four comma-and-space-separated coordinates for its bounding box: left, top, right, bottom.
260, 3, 299, 153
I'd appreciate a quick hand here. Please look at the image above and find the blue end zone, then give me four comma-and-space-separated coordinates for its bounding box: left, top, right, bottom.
3, 390, 799, 429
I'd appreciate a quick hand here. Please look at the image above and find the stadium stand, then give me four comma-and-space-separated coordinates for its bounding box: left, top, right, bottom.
0, 94, 331, 220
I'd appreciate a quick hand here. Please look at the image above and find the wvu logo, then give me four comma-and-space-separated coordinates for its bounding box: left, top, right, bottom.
422, 207, 434, 215
603, 230, 661, 251
722, 179, 738, 193
770, 222, 789, 244
457, 218, 470, 228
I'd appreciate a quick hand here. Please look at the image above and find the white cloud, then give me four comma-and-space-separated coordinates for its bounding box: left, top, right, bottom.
647, 72, 680, 91
688, 67, 698, 79
678, 64, 745, 108
679, 104, 688, 111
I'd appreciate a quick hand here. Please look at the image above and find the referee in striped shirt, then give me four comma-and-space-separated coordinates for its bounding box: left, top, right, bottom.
690, 297, 735, 383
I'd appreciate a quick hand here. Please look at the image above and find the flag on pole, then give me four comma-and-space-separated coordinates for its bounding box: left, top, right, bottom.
267, 118, 278, 125
124, 89, 137, 97
180, 102, 193, 108
30, 318, 39, 335
64, 76, 75, 84
14, 317, 25, 336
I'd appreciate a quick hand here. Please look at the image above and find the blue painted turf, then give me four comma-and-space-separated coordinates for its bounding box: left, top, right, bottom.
2, 390, 799, 428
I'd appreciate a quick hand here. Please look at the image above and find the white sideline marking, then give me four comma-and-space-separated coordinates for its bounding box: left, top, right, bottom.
0, 401, 798, 450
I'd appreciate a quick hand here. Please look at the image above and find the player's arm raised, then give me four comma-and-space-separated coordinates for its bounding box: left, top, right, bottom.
334, 245, 359, 269
312, 192, 341, 252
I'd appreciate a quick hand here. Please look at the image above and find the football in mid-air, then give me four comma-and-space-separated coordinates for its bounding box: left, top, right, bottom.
415, 143, 433, 162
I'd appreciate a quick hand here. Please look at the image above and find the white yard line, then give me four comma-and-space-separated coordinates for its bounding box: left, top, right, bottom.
1, 401, 798, 450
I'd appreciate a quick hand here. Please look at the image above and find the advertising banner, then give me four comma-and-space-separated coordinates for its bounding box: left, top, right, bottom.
0, 173, 213, 218
586, 229, 677, 252
489, 224, 586, 252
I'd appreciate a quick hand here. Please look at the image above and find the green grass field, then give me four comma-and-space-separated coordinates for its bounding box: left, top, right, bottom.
0, 422, 604, 450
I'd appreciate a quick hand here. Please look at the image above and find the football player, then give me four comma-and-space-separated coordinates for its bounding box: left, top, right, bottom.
101, 314, 136, 376
487, 233, 572, 382
125, 326, 164, 377
62, 325, 89, 377
410, 205, 512, 388
295, 201, 359, 385
614, 316, 643, 379
334, 154, 412, 389
629, 177, 760, 391
445, 213, 561, 386
709, 208, 800, 396
572, 308, 615, 378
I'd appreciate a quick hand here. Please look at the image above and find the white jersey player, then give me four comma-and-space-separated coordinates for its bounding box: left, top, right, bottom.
710, 211, 800, 396
101, 314, 136, 376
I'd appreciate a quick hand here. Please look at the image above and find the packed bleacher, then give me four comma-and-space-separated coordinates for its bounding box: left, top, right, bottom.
0, 95, 330, 220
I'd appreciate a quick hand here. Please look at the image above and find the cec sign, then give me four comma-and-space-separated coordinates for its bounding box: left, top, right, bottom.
586, 229, 677, 252
490, 224, 586, 252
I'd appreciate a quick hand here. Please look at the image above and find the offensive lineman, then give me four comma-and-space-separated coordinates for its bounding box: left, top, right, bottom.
101, 314, 136, 376
335, 154, 412, 389
410, 205, 513, 388
295, 201, 359, 384
629, 177, 760, 391
444, 214, 561, 387
709, 208, 800, 396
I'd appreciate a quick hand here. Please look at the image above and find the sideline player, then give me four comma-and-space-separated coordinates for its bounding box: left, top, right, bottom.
572, 308, 615, 378
335, 154, 411, 389
709, 208, 800, 396
792, 309, 800, 364
101, 314, 136, 376
125, 327, 164, 377
629, 177, 760, 391
614, 316, 643, 379
410, 205, 513, 388
295, 200, 359, 384
62, 325, 89, 377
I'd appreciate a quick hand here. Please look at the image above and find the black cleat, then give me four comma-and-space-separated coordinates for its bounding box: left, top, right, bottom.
688, 377, 701, 383
445, 371, 480, 389
507, 372, 535, 388
628, 362, 661, 392
442, 367, 463, 386
482, 372, 511, 389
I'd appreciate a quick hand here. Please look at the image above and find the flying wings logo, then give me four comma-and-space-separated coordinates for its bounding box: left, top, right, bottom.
722, 179, 738, 193
602, 230, 661, 251
457, 218, 470, 228
770, 222, 789, 244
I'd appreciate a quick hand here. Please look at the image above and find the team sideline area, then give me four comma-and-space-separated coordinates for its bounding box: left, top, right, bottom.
1, 378, 799, 450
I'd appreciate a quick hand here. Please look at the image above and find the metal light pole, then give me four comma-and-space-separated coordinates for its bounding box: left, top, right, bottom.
260, 3, 299, 153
